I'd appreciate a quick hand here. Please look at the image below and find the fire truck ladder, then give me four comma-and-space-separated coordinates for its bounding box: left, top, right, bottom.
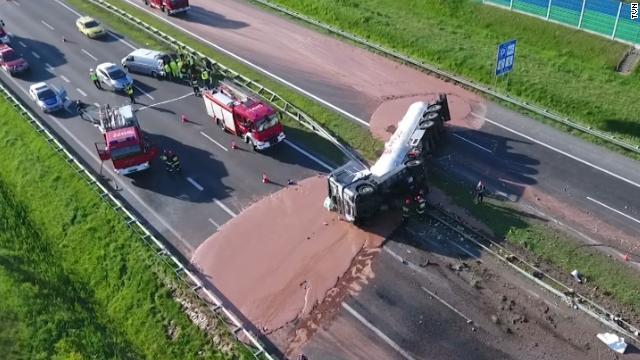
95, 104, 137, 134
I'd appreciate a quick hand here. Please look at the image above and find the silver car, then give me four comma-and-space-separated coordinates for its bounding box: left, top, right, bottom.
96, 62, 133, 91
29, 82, 65, 113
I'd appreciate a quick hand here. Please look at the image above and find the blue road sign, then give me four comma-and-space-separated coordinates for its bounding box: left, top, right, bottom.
495, 39, 517, 77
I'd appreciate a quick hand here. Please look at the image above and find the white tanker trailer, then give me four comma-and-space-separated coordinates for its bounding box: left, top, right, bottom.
324, 94, 450, 223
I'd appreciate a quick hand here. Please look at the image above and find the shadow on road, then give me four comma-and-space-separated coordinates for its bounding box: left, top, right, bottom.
185, 5, 249, 29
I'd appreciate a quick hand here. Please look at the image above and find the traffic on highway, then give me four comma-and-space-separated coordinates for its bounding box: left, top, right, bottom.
2, 0, 640, 359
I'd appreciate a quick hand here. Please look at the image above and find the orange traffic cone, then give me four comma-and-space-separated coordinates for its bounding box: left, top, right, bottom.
231, 141, 238, 150
262, 173, 270, 184
623, 254, 630, 262
180, 114, 188, 124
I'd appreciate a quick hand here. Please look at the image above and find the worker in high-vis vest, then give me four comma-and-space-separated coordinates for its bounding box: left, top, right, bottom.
191, 73, 200, 96
200, 69, 209, 89
89, 68, 101, 89
163, 61, 172, 81
177, 59, 184, 80
169, 59, 178, 79
126, 85, 135, 104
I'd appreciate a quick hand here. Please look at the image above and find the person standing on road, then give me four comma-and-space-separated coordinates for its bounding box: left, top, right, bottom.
126, 85, 135, 104
191, 73, 200, 96
402, 198, 412, 223
163, 61, 172, 81
169, 58, 178, 80
89, 68, 101, 89
200, 68, 209, 90
475, 181, 485, 204
415, 190, 426, 216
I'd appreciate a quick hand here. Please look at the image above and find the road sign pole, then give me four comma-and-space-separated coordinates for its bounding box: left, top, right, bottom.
505, 72, 510, 92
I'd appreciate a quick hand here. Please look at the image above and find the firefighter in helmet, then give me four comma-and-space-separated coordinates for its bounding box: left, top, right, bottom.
415, 189, 427, 216
402, 197, 412, 223
160, 149, 181, 173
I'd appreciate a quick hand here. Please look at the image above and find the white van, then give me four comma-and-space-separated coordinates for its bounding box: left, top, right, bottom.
121, 48, 168, 78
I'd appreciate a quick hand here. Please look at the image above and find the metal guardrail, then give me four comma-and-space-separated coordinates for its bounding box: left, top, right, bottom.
0, 82, 273, 359
427, 206, 640, 344
88, 0, 366, 168
252, 0, 640, 155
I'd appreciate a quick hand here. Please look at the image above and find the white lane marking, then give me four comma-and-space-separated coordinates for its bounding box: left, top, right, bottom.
452, 132, 492, 153
41, 20, 55, 30
133, 85, 154, 100
0, 75, 201, 252
54, 0, 83, 16
93, 102, 100, 107
44, 63, 55, 72
186, 176, 204, 191
50, 84, 60, 93
60, 75, 70, 83
124, 0, 369, 126
9, 0, 20, 6
215, 199, 237, 218
200, 131, 229, 152
108, 31, 136, 50
81, 49, 98, 61
586, 197, 640, 226
18, 41, 26, 48
420, 286, 474, 324
472, 112, 640, 190
137, 92, 192, 111
284, 139, 334, 171
31, 51, 40, 59
76, 88, 87, 97
208, 218, 220, 229
342, 302, 417, 360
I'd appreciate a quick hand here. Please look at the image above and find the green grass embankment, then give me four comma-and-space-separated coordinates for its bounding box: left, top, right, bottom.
265, 0, 640, 146
431, 170, 640, 313
65, 0, 382, 164
0, 96, 249, 358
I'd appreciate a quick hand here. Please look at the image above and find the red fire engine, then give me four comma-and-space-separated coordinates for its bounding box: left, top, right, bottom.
203, 82, 286, 150
94, 104, 158, 175
143, 0, 190, 15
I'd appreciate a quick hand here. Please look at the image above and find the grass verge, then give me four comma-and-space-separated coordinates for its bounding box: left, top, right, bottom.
264, 0, 640, 147
0, 96, 250, 358
65, 0, 382, 164
430, 169, 640, 313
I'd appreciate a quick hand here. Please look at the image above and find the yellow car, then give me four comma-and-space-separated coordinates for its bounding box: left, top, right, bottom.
76, 16, 106, 39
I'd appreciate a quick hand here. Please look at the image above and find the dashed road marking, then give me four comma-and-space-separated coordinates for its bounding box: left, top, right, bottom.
587, 197, 640, 226
94, 102, 100, 107
452, 132, 492, 153
41, 20, 55, 30
60, 75, 70, 83
208, 218, 220, 229
31, 51, 40, 59
215, 199, 237, 218
200, 131, 229, 152
342, 302, 417, 360
18, 41, 26, 48
186, 177, 204, 191
76, 88, 87, 97
81, 48, 98, 61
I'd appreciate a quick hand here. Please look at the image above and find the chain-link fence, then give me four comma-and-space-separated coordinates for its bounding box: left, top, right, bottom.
482, 0, 640, 45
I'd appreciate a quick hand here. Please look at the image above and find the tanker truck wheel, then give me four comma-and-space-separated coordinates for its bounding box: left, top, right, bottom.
356, 183, 375, 195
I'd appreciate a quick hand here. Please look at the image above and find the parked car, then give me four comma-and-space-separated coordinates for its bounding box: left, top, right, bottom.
76, 16, 106, 38
0, 44, 28, 75
28, 82, 65, 113
121, 48, 167, 78
96, 62, 133, 91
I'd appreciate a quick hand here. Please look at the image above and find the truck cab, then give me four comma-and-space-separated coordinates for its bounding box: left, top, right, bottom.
144, 0, 190, 15
203, 83, 286, 150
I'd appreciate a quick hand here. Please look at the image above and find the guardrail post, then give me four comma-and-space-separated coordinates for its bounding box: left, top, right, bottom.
578, 0, 587, 29
546, 0, 552, 20
612, 1, 623, 39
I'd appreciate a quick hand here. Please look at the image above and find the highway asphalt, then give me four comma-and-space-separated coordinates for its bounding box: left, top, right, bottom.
0, 0, 325, 256
129, 0, 640, 247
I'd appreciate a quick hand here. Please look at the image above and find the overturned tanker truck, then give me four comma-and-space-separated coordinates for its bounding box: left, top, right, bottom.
325, 94, 450, 223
